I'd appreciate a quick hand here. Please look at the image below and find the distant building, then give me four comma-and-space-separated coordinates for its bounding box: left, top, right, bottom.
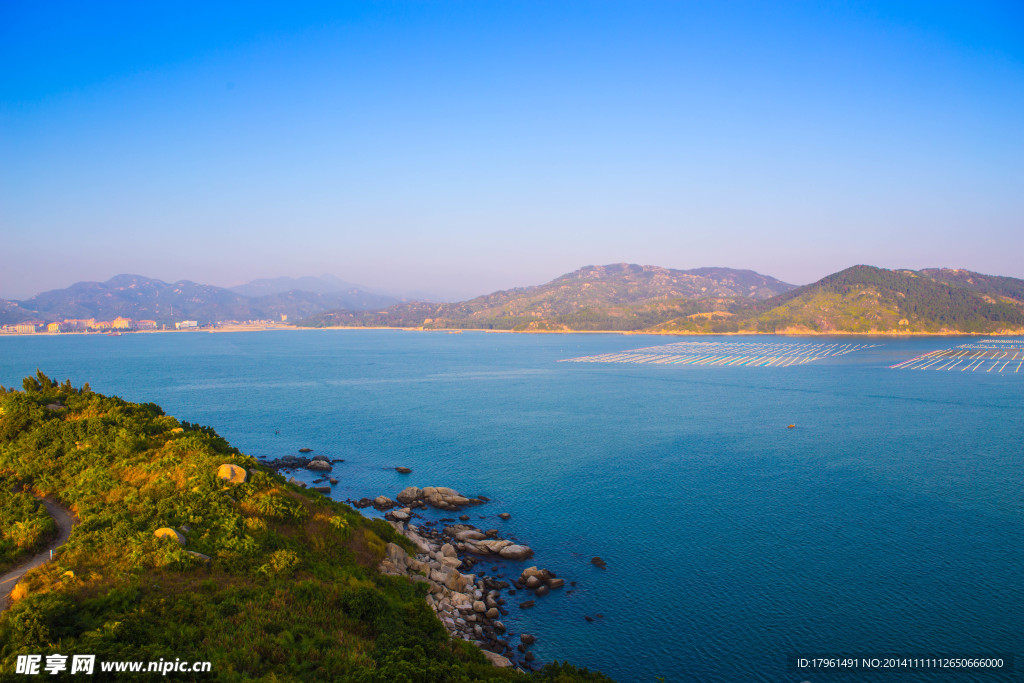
175, 320, 198, 329
137, 320, 157, 330
62, 319, 94, 331
47, 322, 62, 333
280, 314, 288, 322
112, 317, 134, 330
14, 323, 38, 334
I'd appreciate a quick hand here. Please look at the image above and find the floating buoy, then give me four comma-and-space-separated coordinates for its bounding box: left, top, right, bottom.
787, 424, 795, 429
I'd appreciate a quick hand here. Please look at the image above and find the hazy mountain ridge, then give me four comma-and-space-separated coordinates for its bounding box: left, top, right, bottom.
2, 274, 395, 325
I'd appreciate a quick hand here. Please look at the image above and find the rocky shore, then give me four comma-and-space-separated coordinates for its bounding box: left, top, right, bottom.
373, 485, 568, 670
258, 451, 570, 670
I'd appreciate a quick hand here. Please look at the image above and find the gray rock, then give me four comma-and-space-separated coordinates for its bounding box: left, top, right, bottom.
373, 495, 398, 510
499, 544, 533, 560
396, 486, 423, 504
480, 649, 512, 667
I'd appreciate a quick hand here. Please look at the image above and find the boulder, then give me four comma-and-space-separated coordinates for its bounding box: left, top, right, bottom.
524, 575, 542, 589
535, 585, 550, 597
186, 550, 211, 564
216, 464, 248, 484
455, 530, 486, 542
499, 544, 533, 560
306, 460, 332, 471
485, 607, 500, 619
520, 633, 537, 646
519, 600, 535, 609
444, 571, 469, 593
373, 496, 398, 510
385, 542, 409, 566
386, 509, 411, 522
329, 478, 338, 485
546, 578, 565, 589
395, 466, 412, 474
591, 556, 607, 568
422, 486, 475, 510
440, 543, 458, 558
310, 486, 331, 494
473, 601, 487, 613
298, 447, 312, 453
480, 649, 512, 668
154, 528, 185, 545
474, 539, 512, 554
498, 512, 511, 520
396, 486, 424, 504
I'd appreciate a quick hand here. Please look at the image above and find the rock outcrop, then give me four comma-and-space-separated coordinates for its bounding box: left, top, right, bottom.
154, 527, 186, 545
216, 464, 248, 484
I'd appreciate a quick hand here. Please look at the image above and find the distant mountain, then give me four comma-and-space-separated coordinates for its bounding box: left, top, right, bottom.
301, 264, 795, 331
9, 274, 396, 325
0, 299, 37, 325
21, 275, 253, 323
654, 265, 1024, 334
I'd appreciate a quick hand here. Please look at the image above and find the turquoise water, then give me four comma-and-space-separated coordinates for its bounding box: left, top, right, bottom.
1, 330, 1021, 681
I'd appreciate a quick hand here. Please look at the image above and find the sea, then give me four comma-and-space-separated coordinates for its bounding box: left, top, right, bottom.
1, 330, 1021, 682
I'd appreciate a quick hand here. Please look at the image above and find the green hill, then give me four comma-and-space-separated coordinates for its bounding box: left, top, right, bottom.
654, 266, 1024, 334
301, 264, 793, 331
0, 372, 608, 681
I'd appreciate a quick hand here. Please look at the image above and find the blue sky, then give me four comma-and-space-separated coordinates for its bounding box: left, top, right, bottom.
2, 1, 1022, 300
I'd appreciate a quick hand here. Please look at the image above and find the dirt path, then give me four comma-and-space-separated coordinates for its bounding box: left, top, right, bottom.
0, 496, 77, 613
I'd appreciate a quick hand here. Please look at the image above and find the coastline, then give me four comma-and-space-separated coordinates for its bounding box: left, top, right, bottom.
3, 325, 1021, 338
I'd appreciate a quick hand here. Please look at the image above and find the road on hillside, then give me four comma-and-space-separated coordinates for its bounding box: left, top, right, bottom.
0, 496, 77, 613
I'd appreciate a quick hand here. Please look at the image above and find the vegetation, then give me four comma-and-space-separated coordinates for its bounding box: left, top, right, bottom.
0, 372, 610, 681
0, 474, 57, 574
300, 264, 790, 331
655, 266, 1024, 334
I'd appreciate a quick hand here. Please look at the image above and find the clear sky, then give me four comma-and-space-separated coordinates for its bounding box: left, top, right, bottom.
2, 1, 1022, 300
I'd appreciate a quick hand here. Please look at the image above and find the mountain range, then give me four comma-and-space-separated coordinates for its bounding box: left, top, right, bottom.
302, 264, 795, 331
0, 274, 396, 325
303, 264, 1024, 334
4, 265, 1023, 334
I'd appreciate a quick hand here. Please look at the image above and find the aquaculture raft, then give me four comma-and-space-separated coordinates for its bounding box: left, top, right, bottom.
561, 341, 878, 368
890, 339, 1024, 373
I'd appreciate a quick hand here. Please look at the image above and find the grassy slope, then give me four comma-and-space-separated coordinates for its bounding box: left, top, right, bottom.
0, 373, 609, 682
0, 476, 58, 574
300, 264, 790, 331
654, 266, 1024, 334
